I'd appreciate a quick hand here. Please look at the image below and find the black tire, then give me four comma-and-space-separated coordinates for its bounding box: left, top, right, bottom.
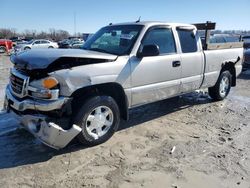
48, 46, 54, 49
0, 46, 7, 53
24, 47, 31, 50
208, 70, 232, 101
74, 96, 120, 146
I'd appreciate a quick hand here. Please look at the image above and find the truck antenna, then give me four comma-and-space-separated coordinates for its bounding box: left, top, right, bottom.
136, 16, 141, 23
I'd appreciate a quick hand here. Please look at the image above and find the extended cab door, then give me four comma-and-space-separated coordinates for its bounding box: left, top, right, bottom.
130, 26, 182, 106
176, 28, 204, 93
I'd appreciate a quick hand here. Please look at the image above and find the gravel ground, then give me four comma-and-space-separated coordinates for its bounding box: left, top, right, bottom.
0, 54, 12, 107
0, 54, 249, 188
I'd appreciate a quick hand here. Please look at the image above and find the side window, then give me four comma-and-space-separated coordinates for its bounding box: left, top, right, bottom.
142, 28, 176, 54
177, 29, 197, 53
41, 40, 49, 44
33, 41, 40, 45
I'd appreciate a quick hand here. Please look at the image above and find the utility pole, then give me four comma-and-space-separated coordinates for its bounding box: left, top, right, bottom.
74, 12, 76, 37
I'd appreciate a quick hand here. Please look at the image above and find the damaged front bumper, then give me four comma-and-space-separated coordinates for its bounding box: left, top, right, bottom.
4, 86, 82, 149
9, 112, 82, 149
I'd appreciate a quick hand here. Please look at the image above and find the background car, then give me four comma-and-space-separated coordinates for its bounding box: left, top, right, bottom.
242, 35, 250, 49
15, 39, 58, 52
210, 34, 240, 43
243, 49, 250, 71
58, 38, 84, 49
0, 39, 13, 53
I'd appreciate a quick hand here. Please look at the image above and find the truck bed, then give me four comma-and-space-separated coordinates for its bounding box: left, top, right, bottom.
206, 42, 243, 50
201, 47, 243, 88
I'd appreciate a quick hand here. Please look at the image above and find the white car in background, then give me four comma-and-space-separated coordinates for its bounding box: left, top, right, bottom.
15, 39, 58, 52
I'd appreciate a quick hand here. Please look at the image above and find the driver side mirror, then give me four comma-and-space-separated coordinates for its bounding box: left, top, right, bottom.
137, 44, 160, 58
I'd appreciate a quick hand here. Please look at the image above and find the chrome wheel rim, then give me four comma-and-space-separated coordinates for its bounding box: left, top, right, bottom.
219, 76, 229, 97
85, 106, 113, 140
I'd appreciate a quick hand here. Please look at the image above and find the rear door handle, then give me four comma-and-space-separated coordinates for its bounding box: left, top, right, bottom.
172, 61, 181, 67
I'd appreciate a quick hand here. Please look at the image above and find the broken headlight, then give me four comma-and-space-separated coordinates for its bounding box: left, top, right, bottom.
28, 77, 60, 100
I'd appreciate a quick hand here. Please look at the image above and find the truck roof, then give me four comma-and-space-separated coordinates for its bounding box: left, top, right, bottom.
110, 21, 196, 29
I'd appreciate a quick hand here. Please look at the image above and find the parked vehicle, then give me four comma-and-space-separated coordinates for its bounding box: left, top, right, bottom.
9, 37, 22, 42
0, 39, 13, 53
5, 21, 243, 149
243, 49, 250, 70
9, 37, 27, 47
82, 33, 94, 41
59, 40, 84, 49
242, 35, 250, 49
14, 39, 58, 52
210, 34, 240, 43
58, 38, 84, 48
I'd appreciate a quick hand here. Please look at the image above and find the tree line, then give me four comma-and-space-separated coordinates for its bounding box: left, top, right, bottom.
1, 28, 250, 42
0, 28, 83, 41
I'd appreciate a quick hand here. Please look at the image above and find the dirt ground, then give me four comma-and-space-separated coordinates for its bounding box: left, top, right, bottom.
0, 54, 249, 188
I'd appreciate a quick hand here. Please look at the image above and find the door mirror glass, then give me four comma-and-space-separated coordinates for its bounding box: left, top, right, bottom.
137, 44, 160, 58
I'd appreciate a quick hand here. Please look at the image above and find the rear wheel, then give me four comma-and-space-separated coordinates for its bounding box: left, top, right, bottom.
74, 96, 120, 146
48, 46, 54, 49
208, 70, 232, 101
0, 46, 7, 53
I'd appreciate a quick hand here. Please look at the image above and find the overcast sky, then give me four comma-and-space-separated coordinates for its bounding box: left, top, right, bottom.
1, 0, 249, 34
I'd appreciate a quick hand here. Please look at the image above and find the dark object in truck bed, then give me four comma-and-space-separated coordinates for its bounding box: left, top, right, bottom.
193, 21, 243, 50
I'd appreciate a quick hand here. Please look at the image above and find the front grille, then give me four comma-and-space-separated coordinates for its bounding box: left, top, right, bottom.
9, 69, 29, 97
10, 73, 24, 94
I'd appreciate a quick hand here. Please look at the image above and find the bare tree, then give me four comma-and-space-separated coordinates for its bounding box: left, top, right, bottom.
0, 29, 13, 39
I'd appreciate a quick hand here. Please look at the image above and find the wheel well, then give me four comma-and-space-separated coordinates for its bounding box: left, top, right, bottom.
71, 83, 129, 120
221, 62, 236, 86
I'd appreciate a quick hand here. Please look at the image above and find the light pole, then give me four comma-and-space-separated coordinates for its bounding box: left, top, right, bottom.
74, 12, 76, 37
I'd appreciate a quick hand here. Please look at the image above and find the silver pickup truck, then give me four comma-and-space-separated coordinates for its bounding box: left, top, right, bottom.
4, 21, 243, 149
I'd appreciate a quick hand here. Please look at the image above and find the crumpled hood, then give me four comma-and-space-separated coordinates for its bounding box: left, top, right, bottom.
10, 49, 117, 71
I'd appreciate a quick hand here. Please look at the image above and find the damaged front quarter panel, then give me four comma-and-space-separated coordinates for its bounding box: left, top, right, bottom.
49, 56, 129, 97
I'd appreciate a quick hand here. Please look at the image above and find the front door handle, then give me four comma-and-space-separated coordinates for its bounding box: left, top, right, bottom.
172, 61, 181, 67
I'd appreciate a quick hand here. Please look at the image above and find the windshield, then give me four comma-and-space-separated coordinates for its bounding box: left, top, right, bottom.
27, 40, 34, 44
82, 25, 143, 55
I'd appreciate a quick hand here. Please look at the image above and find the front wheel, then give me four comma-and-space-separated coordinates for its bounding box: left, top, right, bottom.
208, 70, 232, 101
74, 96, 120, 146
24, 47, 31, 50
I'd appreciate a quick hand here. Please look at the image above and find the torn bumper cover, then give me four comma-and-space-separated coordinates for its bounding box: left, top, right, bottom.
10, 113, 82, 149
4, 86, 82, 149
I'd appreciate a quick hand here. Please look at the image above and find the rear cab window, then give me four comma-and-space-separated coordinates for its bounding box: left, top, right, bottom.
177, 29, 198, 53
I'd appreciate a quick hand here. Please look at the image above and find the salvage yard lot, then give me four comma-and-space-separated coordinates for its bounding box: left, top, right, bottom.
0, 54, 249, 188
